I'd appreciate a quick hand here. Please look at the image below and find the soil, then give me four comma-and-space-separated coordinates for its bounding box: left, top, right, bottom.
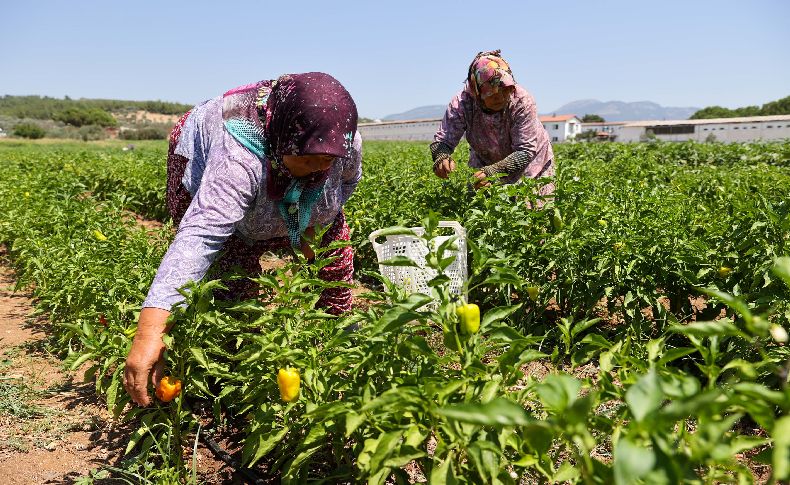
0, 248, 123, 484
119, 111, 181, 126
0, 249, 240, 484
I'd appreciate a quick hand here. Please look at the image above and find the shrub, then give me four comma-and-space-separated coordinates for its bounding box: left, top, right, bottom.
12, 122, 46, 139
53, 107, 117, 127
78, 124, 108, 141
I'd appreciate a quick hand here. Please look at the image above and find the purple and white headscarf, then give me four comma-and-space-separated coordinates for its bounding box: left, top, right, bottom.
222, 72, 358, 246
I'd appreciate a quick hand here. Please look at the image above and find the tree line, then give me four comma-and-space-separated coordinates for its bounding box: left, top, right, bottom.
0, 95, 191, 123
690, 95, 790, 119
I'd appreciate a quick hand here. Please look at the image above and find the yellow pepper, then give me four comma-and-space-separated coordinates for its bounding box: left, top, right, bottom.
93, 229, 108, 241
277, 367, 300, 402
527, 286, 540, 302
456, 303, 480, 335
717, 266, 732, 278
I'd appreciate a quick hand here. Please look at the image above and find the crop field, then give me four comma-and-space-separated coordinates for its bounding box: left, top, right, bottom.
0, 139, 790, 483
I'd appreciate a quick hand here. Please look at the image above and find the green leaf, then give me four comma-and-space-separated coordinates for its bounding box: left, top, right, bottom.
374, 226, 420, 238
242, 426, 289, 466
377, 308, 422, 335
553, 460, 581, 483
625, 369, 663, 423
189, 347, 210, 369
669, 319, 745, 338
697, 287, 753, 328
437, 398, 532, 426
614, 437, 656, 485
481, 304, 522, 328
773, 416, 790, 480
430, 451, 459, 485
105, 373, 120, 413
732, 382, 786, 405
655, 347, 695, 367
380, 255, 420, 267
68, 351, 94, 371
772, 257, 790, 289
367, 430, 403, 476
570, 317, 601, 338
345, 411, 366, 437
466, 441, 501, 483
535, 374, 580, 413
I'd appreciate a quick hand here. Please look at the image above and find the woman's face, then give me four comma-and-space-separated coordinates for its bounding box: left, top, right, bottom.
481, 85, 514, 112
282, 154, 336, 177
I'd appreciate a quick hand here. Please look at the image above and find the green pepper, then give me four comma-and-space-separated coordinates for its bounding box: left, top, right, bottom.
527, 286, 540, 302
551, 209, 563, 231
456, 303, 480, 335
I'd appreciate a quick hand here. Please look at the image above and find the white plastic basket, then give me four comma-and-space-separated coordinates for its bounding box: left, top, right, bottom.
368, 221, 467, 298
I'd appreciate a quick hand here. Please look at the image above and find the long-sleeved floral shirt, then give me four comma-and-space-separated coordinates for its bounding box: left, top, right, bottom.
434, 85, 554, 184
143, 96, 362, 310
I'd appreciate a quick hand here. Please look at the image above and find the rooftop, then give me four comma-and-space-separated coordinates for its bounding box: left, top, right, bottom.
624, 114, 790, 127
539, 114, 580, 122
359, 118, 441, 127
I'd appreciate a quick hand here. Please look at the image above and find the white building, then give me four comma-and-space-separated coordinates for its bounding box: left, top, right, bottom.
580, 121, 629, 141
617, 115, 790, 143
358, 119, 441, 141
359, 114, 790, 143
359, 114, 584, 143
540, 115, 582, 142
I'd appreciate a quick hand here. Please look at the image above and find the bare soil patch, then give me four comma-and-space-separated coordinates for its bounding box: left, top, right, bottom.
0, 249, 123, 483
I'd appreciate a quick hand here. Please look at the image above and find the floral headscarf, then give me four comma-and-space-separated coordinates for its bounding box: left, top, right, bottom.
466, 50, 516, 98
222, 72, 358, 247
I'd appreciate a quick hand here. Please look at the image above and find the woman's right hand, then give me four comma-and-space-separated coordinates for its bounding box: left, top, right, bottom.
123, 307, 171, 406
433, 158, 457, 179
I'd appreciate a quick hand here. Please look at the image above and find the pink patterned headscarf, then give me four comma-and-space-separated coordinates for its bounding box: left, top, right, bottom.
467, 50, 516, 98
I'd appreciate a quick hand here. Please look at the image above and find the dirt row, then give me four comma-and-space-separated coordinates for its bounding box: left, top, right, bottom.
0, 209, 375, 483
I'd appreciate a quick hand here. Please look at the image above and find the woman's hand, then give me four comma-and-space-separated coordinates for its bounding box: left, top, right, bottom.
473, 171, 491, 189
123, 307, 171, 406
433, 158, 457, 179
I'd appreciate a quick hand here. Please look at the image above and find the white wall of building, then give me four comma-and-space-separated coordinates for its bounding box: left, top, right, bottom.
358, 120, 441, 141
541, 117, 582, 143
617, 115, 790, 143
360, 115, 790, 144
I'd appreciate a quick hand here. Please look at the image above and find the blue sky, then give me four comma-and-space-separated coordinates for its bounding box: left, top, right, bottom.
1, 0, 788, 118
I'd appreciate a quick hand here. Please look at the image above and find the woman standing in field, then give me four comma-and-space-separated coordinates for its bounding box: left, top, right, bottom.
124, 72, 361, 406
431, 50, 554, 194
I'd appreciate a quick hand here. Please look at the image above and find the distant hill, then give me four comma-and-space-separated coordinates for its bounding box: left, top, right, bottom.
549, 99, 699, 122
382, 99, 700, 122
382, 105, 446, 121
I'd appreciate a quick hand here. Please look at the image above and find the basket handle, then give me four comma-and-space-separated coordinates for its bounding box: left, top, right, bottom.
368, 221, 465, 250
368, 227, 422, 251
437, 220, 466, 239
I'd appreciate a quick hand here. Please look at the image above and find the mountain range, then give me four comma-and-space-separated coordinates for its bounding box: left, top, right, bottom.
382, 99, 700, 122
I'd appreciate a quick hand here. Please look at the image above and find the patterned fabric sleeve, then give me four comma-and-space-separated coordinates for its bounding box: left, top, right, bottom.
509, 92, 553, 178
480, 150, 531, 178
429, 141, 454, 163
340, 131, 363, 205
433, 91, 468, 151
143, 140, 261, 311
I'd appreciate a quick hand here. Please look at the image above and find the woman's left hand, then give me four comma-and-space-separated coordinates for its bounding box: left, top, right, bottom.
473, 171, 491, 190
